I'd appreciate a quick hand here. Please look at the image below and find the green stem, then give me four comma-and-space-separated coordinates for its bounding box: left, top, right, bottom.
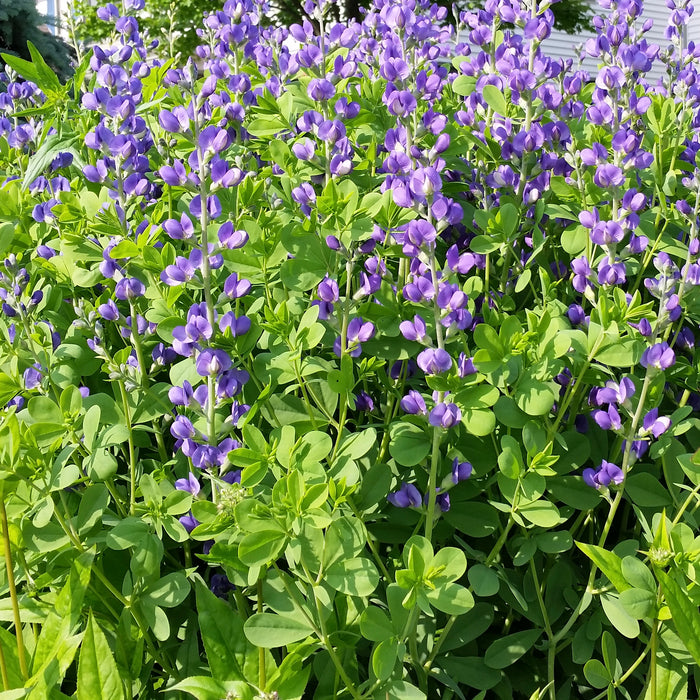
257, 577, 266, 692
0, 493, 28, 680
424, 426, 442, 543
117, 380, 138, 515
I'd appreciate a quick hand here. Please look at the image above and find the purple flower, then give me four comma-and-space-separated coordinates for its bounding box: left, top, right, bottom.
175, 472, 201, 495
115, 277, 145, 300
592, 405, 622, 431
400, 390, 427, 415
399, 315, 427, 342
335, 317, 375, 357
171, 415, 196, 440
457, 353, 477, 377
307, 78, 335, 101
583, 460, 624, 489
640, 342, 675, 370
163, 214, 195, 240
424, 489, 451, 512
429, 402, 461, 428
387, 482, 422, 508
179, 513, 199, 533
218, 223, 248, 249
417, 348, 452, 375
224, 272, 251, 299
169, 381, 194, 406
196, 349, 232, 376
355, 391, 374, 412
97, 299, 120, 320
23, 363, 42, 390
451, 458, 473, 483
642, 408, 671, 438
219, 312, 251, 337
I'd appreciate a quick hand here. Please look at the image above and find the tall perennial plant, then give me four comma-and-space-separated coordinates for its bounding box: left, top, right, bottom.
0, 0, 698, 697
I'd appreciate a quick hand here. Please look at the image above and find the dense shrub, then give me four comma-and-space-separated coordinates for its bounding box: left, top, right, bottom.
0, 0, 699, 698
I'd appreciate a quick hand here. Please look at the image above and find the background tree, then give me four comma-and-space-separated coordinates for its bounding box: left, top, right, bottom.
268, 0, 594, 34
70, 0, 225, 60
0, 0, 73, 79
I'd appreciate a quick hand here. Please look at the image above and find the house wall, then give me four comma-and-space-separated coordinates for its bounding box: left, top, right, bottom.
541, 0, 700, 84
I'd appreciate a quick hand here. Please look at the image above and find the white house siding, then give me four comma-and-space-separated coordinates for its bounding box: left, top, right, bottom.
541, 0, 697, 84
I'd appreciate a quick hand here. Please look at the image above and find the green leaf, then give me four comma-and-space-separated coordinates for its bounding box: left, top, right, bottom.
484, 629, 542, 669
619, 588, 657, 619
388, 422, 431, 467
452, 74, 476, 96
430, 546, 467, 586
583, 659, 611, 689
372, 639, 398, 681
482, 84, 508, 115
625, 473, 672, 507
468, 564, 500, 597
195, 581, 247, 681
26, 41, 62, 92
514, 378, 556, 416
643, 647, 688, 700
621, 556, 656, 593
536, 531, 573, 554
576, 543, 630, 593
595, 339, 644, 367
657, 569, 700, 666
325, 557, 379, 596
244, 613, 314, 648
238, 530, 286, 567
600, 593, 640, 638
360, 607, 394, 642
426, 583, 475, 615
144, 572, 190, 608
77, 614, 124, 700
519, 500, 560, 527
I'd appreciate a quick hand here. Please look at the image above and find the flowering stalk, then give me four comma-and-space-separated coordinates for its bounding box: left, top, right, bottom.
0, 491, 27, 681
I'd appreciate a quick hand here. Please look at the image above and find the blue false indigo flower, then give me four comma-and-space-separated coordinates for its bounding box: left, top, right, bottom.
424, 489, 451, 512
190, 194, 222, 220
218, 223, 249, 249
152, 343, 177, 365
592, 405, 622, 431
593, 164, 625, 188
291, 138, 316, 161
429, 402, 461, 428
457, 353, 477, 378
160, 161, 188, 187
570, 257, 593, 294
115, 277, 145, 300
219, 312, 251, 337
641, 342, 675, 370
97, 299, 120, 320
179, 513, 199, 533
387, 482, 422, 508
175, 472, 201, 496
171, 415, 196, 440
23, 363, 42, 390
636, 318, 652, 336
161, 256, 197, 286
196, 349, 233, 377
451, 458, 473, 483
334, 318, 375, 357
677, 327, 695, 351
400, 390, 426, 415
307, 78, 335, 101
230, 400, 249, 426
210, 573, 235, 599
642, 408, 671, 438
597, 377, 635, 406
355, 391, 374, 412
583, 460, 624, 489
589, 220, 624, 246
597, 258, 627, 286
399, 315, 427, 342
417, 348, 452, 375
163, 213, 194, 240
224, 273, 251, 299
317, 276, 339, 303
169, 381, 194, 407
36, 245, 57, 259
